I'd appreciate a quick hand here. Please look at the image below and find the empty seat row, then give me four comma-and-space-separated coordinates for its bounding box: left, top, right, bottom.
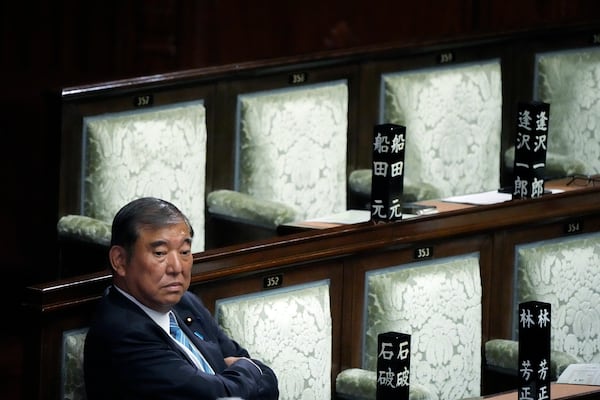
56, 35, 600, 279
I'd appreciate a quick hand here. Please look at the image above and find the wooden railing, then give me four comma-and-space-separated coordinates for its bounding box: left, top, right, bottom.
23, 180, 600, 399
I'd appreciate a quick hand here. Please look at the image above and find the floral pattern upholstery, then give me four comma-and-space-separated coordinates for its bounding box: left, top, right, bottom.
535, 47, 600, 174
207, 189, 297, 228
382, 61, 502, 199
335, 368, 433, 400
234, 81, 348, 222
214, 281, 332, 400
348, 168, 442, 203
515, 232, 600, 363
484, 338, 580, 379
57, 215, 112, 246
362, 255, 482, 400
58, 102, 207, 252
61, 328, 88, 400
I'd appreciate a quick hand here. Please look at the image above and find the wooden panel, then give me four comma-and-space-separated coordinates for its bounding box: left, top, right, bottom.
22, 182, 600, 399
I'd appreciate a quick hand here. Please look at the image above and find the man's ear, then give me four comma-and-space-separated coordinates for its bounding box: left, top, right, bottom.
109, 245, 128, 277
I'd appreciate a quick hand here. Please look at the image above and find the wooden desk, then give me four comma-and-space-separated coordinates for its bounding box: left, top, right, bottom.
277, 199, 473, 234
277, 176, 584, 234
475, 383, 600, 399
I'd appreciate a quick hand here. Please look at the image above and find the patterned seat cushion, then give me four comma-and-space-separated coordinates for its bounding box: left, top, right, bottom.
237, 81, 348, 221
80, 101, 207, 251
215, 281, 332, 400
382, 61, 502, 199
536, 47, 600, 175
363, 255, 482, 399
61, 328, 89, 400
516, 232, 600, 363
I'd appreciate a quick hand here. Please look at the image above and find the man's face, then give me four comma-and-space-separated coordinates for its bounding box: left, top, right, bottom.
117, 221, 193, 313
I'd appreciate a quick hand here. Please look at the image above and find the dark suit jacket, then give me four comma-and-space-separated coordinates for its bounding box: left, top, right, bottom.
84, 286, 279, 400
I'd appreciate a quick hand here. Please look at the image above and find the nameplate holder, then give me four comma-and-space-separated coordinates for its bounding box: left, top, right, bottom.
376, 332, 411, 400
371, 123, 406, 223
512, 101, 550, 199
518, 301, 551, 400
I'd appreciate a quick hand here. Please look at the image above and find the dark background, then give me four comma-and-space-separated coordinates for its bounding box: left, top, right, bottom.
1, 2, 599, 397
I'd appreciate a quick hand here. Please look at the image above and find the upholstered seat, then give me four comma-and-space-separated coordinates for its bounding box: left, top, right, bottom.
514, 232, 600, 364
348, 168, 442, 205
61, 328, 88, 400
57, 101, 208, 262
505, 47, 600, 177
207, 81, 348, 230
378, 60, 503, 200
336, 255, 482, 400
215, 281, 333, 400
335, 252, 577, 400
336, 368, 432, 400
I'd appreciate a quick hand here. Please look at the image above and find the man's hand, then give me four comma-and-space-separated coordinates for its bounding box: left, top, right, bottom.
224, 357, 263, 374
224, 356, 243, 367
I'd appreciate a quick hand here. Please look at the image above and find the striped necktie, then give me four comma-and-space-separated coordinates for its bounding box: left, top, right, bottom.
169, 312, 215, 374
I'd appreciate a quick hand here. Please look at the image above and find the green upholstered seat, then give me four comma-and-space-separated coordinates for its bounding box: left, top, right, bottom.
336, 368, 432, 400
484, 338, 580, 380
505, 47, 600, 177
214, 281, 333, 400
535, 47, 600, 175
57, 101, 208, 253
207, 81, 348, 228
380, 60, 502, 200
515, 232, 600, 364
336, 255, 482, 400
335, 252, 570, 400
348, 168, 442, 203
61, 328, 88, 400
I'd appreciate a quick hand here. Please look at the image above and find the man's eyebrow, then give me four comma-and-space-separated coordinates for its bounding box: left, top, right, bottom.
149, 239, 168, 248
148, 237, 192, 248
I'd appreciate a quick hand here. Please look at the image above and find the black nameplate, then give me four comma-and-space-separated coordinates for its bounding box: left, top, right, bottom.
289, 72, 308, 84
414, 246, 433, 260
376, 332, 411, 400
518, 301, 551, 400
370, 124, 406, 223
437, 51, 455, 64
133, 94, 154, 108
564, 219, 584, 235
263, 273, 283, 289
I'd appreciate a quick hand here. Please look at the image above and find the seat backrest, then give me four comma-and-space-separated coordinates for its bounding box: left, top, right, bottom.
236, 81, 348, 221
514, 231, 600, 363
81, 101, 207, 251
363, 254, 482, 399
61, 328, 88, 400
381, 60, 502, 199
216, 280, 332, 400
535, 47, 600, 175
